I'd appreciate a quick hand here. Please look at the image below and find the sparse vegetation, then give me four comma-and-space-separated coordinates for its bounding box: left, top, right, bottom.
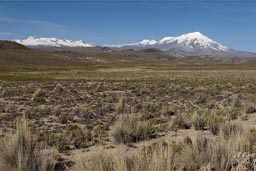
73, 126, 256, 171
1, 62, 256, 170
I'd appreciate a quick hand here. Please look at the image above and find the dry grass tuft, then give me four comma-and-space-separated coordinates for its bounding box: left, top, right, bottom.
31, 88, 46, 102
0, 115, 55, 171
116, 97, 125, 114
73, 149, 127, 171
181, 135, 229, 170
73, 122, 256, 171
168, 112, 192, 131
192, 109, 208, 130
111, 114, 155, 144
73, 141, 185, 171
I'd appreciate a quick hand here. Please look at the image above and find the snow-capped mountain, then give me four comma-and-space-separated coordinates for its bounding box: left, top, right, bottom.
108, 39, 158, 48
109, 32, 230, 55
13, 33, 256, 57
15, 36, 95, 48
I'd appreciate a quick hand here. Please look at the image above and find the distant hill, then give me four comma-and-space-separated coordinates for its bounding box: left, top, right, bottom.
1, 40, 256, 68
29, 46, 115, 53
0, 41, 177, 68
140, 48, 163, 53
0, 40, 28, 50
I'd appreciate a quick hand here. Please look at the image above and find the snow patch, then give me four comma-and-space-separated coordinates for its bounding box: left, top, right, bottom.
15, 36, 95, 47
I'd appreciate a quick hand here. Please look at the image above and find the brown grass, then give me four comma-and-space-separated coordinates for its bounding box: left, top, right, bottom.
74, 118, 256, 171
31, 88, 46, 102
0, 115, 55, 170
111, 114, 155, 144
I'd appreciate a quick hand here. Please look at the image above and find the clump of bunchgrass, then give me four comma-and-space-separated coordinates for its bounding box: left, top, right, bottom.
192, 109, 208, 130
116, 97, 125, 114
0, 115, 55, 170
31, 88, 46, 102
111, 114, 155, 144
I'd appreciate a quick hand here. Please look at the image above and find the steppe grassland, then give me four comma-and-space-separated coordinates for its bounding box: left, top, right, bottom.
1, 65, 256, 170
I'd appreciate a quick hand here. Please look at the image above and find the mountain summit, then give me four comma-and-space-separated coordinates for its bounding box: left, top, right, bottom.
109, 32, 229, 55
15, 36, 95, 48
158, 32, 228, 52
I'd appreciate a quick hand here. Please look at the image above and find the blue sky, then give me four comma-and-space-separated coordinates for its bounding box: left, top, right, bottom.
0, 1, 255, 52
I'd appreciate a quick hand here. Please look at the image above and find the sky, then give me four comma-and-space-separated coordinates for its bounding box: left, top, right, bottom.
0, 0, 256, 52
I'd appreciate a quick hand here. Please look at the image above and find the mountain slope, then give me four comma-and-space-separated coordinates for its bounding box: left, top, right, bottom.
15, 36, 95, 48
109, 32, 231, 55
0, 40, 180, 68
0, 40, 28, 50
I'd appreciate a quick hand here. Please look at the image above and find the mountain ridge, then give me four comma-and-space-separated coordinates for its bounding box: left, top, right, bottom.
15, 36, 95, 48
108, 32, 230, 55
13, 32, 256, 57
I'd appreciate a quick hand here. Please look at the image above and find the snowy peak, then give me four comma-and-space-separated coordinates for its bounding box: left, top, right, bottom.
108, 39, 158, 48
137, 39, 158, 46
173, 32, 212, 44
159, 36, 174, 44
15, 36, 95, 47
110, 32, 229, 55
170, 32, 228, 51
